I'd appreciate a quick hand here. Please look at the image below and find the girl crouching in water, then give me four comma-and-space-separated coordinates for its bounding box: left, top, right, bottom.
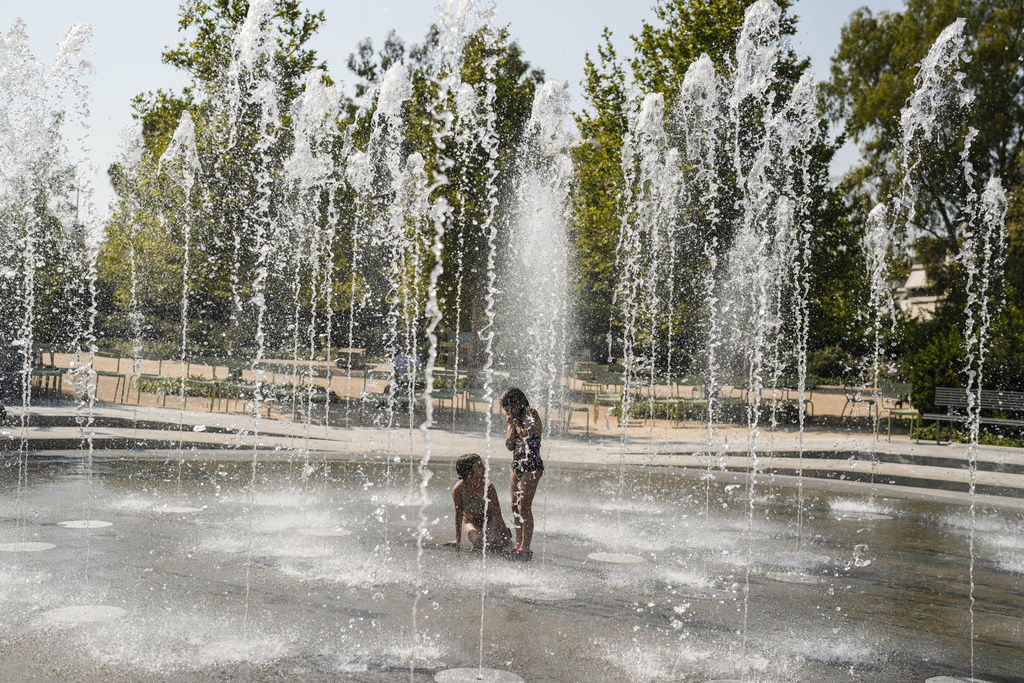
501, 387, 543, 560
440, 453, 512, 550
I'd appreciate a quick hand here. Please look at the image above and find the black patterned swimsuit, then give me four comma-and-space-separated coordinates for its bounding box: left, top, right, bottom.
511, 431, 544, 475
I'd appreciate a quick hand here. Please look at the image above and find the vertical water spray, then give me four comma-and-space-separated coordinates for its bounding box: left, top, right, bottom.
610, 92, 677, 513
159, 112, 200, 473
894, 19, 1000, 677
674, 54, 724, 553
1, 22, 34, 502
116, 130, 147, 434
723, 0, 781, 665
0, 19, 92, 538
769, 71, 819, 537
861, 203, 897, 482
449, 83, 477, 434
55, 21, 99, 577
204, 0, 284, 632
472, 35, 503, 577
283, 70, 341, 489
343, 105, 370, 428
506, 79, 573, 426
413, 1, 467, 670
959, 176, 1006, 678
893, 19, 970, 242
349, 63, 415, 551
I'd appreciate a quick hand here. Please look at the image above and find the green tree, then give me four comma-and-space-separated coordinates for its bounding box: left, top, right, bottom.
0, 118, 89, 356
827, 0, 1024, 393
631, 0, 802, 101
825, 0, 1024, 253
100, 0, 336, 356
572, 29, 628, 357
342, 25, 545, 357
571, 0, 851, 368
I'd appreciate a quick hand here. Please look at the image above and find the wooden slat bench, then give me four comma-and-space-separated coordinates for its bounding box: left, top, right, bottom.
923, 387, 1024, 444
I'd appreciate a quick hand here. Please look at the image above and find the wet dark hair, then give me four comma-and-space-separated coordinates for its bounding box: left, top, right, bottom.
455, 453, 482, 480
499, 387, 529, 413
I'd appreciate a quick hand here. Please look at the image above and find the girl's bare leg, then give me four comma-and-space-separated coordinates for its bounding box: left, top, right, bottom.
510, 471, 542, 551
485, 515, 511, 547
464, 522, 483, 548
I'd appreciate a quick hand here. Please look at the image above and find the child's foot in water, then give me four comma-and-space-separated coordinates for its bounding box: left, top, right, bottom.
504, 547, 532, 561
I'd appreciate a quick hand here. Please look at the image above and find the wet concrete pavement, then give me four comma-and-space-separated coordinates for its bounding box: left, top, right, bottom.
1, 402, 1023, 681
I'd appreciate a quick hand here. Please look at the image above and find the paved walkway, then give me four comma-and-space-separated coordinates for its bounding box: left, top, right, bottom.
4, 399, 1024, 509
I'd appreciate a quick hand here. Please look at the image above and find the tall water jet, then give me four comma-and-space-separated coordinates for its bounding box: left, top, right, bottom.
674, 52, 725, 553
722, 0, 782, 450
860, 203, 898, 442
348, 62, 420, 557
505, 79, 574, 426
610, 90, 685, 497
0, 19, 93, 515
159, 111, 200, 460
891, 18, 1008, 679
282, 70, 342, 494
115, 129, 147, 433
722, 9, 782, 658
349, 62, 416, 434
719, 0, 821, 663
958, 174, 1007, 678
412, 0, 489, 672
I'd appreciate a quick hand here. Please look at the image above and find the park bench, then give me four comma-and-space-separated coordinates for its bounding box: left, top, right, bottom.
923, 387, 1024, 444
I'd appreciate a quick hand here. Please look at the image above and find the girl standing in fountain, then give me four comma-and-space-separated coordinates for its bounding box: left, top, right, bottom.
501, 387, 543, 560
440, 453, 512, 550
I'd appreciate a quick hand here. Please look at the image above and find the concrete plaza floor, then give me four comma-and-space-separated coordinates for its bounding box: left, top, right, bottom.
5, 396, 1024, 507
2, 398, 1024, 682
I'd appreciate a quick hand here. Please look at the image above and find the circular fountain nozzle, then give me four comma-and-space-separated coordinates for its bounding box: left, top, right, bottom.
435, 667, 524, 683
59, 520, 113, 528
0, 542, 56, 552
588, 552, 645, 564
508, 586, 575, 602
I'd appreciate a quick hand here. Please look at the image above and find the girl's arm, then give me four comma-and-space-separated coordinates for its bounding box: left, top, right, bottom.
440, 483, 463, 547
505, 418, 517, 451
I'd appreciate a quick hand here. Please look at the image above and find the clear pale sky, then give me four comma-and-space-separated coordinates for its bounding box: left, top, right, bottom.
2, 0, 904, 217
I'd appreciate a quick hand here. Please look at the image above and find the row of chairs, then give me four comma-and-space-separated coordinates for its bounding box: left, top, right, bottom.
24, 350, 284, 416
356, 369, 593, 434
357, 368, 508, 416
18, 349, 922, 438
580, 372, 823, 427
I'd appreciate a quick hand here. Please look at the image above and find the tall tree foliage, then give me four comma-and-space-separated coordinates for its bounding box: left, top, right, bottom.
572, 30, 628, 356
827, 0, 1024, 399
825, 0, 1024, 253
100, 0, 333, 354
342, 25, 545, 355
631, 0, 801, 100
572, 0, 852, 366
